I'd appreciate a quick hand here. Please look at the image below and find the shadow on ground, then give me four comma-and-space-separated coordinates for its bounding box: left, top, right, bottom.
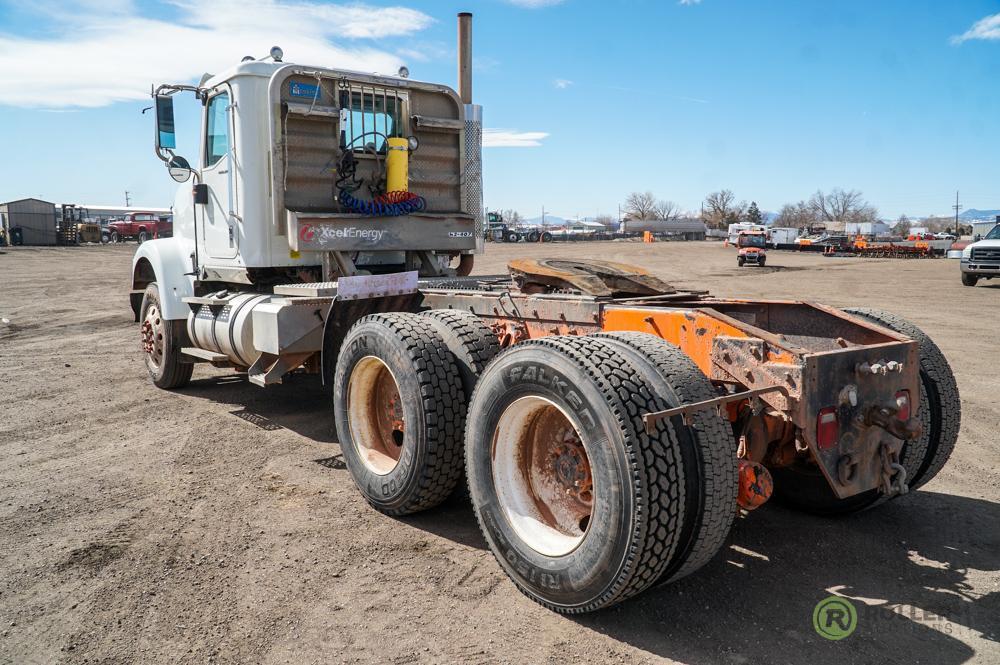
172, 373, 997, 663
179, 372, 335, 443
571, 491, 999, 664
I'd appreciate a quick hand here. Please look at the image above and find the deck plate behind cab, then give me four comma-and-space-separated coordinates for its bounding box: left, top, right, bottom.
508, 258, 676, 297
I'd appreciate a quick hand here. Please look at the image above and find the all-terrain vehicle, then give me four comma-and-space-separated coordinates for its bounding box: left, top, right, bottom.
737, 229, 767, 266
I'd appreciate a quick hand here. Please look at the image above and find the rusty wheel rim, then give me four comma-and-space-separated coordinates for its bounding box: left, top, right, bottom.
141, 304, 165, 371
492, 396, 594, 557
347, 356, 405, 475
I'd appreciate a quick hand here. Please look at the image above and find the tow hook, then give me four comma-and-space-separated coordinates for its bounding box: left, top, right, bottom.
879, 443, 909, 496
866, 405, 922, 441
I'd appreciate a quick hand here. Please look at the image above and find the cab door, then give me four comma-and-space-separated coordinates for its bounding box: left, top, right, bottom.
200, 88, 239, 260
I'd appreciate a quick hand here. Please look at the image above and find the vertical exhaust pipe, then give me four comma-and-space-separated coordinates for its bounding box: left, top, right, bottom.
457, 11, 482, 265
458, 12, 473, 104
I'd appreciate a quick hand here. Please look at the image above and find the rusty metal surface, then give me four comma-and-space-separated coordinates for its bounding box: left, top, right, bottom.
642, 386, 789, 434
798, 338, 920, 498
507, 258, 676, 297
419, 269, 923, 501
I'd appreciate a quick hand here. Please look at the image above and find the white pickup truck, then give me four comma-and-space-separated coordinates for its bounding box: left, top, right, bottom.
961, 224, 1000, 286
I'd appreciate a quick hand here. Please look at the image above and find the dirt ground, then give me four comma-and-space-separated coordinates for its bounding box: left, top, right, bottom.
1, 241, 998, 665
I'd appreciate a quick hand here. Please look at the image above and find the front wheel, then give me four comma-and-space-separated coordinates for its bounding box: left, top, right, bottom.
110, 231, 119, 243
541, 231, 553, 242
101, 233, 110, 244
962, 273, 978, 287
140, 283, 193, 389
737, 256, 746, 267
758, 256, 766, 267
137, 230, 148, 244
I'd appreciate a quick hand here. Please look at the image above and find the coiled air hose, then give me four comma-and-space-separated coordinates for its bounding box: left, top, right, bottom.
337, 190, 426, 216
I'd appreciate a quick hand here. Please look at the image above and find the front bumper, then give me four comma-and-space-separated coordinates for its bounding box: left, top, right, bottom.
961, 259, 1000, 275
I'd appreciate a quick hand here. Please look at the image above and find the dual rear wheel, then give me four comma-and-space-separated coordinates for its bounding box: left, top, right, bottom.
334, 317, 738, 612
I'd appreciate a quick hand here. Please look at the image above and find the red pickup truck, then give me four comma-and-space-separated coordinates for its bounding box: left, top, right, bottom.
107, 213, 172, 244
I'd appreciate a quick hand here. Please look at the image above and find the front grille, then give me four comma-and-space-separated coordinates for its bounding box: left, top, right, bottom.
971, 247, 1000, 261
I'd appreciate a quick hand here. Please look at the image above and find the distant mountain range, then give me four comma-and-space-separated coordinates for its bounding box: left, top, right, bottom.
958, 209, 1000, 221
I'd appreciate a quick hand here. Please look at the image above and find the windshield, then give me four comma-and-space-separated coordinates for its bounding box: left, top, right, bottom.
985, 225, 1000, 240
740, 234, 766, 248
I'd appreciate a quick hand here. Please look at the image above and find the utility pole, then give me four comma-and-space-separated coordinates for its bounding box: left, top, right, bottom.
125, 190, 132, 207
952, 190, 962, 231
542, 205, 546, 227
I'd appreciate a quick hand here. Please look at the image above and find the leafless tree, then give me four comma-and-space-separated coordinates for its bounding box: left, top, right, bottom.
774, 201, 818, 229
922, 216, 951, 233
654, 200, 680, 221
593, 214, 617, 228
892, 214, 910, 236
624, 191, 657, 220
702, 190, 740, 228
808, 188, 878, 223
500, 209, 522, 226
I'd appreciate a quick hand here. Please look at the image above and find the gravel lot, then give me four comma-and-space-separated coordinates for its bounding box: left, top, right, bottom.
1, 241, 997, 664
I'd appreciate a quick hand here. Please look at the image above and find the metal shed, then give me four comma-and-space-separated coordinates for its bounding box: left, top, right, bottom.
972, 218, 998, 240
1, 198, 58, 246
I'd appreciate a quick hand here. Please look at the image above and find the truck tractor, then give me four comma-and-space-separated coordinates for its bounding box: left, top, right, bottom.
736, 229, 767, 266
130, 12, 960, 614
961, 222, 1000, 286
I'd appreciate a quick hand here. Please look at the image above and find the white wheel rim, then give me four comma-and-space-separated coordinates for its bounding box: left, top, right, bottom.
492, 396, 594, 557
347, 356, 405, 475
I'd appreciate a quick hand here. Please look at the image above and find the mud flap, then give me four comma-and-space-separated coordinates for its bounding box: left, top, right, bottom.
321, 293, 422, 386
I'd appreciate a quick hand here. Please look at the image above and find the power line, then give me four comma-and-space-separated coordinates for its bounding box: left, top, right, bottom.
953, 190, 962, 229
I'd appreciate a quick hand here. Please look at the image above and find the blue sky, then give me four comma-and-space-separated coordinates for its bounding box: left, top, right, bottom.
1, 0, 1000, 219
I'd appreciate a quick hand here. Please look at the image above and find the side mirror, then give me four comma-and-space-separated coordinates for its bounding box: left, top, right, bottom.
155, 95, 177, 150
168, 156, 193, 183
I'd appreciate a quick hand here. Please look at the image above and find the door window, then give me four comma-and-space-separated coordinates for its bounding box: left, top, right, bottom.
205, 92, 230, 167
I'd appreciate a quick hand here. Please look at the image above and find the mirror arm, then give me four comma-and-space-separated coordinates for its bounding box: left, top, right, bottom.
151, 83, 206, 164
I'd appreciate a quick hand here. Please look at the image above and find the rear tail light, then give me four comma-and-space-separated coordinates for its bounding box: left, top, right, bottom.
817, 407, 839, 450
895, 390, 911, 421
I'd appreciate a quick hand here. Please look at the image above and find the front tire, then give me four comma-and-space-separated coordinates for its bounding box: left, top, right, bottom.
962, 273, 978, 287
334, 313, 466, 516
110, 231, 119, 243
140, 283, 193, 389
138, 230, 148, 244
737, 256, 746, 267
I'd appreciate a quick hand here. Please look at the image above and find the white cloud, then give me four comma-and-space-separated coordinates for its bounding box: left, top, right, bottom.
553, 78, 573, 89
0, 1, 434, 108
505, 0, 566, 7
483, 129, 549, 148
952, 13, 1000, 44
679, 0, 703, 5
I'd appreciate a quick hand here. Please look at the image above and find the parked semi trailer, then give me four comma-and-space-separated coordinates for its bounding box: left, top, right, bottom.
129, 12, 960, 614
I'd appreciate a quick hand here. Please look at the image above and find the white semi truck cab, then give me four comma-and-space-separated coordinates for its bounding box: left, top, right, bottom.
130, 14, 482, 388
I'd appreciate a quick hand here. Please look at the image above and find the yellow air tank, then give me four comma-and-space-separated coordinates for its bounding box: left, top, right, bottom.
385, 137, 409, 192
